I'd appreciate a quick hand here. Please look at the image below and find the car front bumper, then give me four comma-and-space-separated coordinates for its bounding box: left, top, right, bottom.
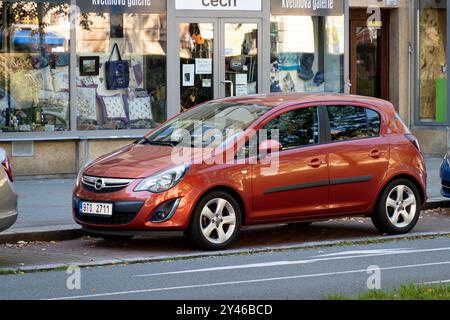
72, 179, 199, 232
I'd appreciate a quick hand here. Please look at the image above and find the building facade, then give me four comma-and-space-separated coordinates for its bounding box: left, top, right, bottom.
0, 0, 447, 176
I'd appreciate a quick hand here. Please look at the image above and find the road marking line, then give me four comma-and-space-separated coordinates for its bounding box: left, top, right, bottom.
416, 279, 450, 285
48, 261, 450, 300
134, 246, 450, 278
313, 249, 411, 257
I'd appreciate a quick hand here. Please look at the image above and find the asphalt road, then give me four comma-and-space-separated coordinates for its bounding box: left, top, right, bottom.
0, 236, 449, 300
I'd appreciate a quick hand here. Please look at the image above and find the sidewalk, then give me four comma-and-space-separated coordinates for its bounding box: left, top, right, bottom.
2, 157, 449, 242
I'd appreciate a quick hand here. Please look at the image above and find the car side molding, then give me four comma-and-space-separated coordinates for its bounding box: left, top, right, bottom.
265, 176, 373, 195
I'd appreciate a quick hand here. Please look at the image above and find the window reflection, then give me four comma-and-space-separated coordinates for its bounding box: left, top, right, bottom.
179, 23, 214, 111
270, 15, 344, 94
76, 12, 167, 131
265, 107, 319, 150
0, 1, 70, 133
418, 0, 447, 123
328, 106, 380, 141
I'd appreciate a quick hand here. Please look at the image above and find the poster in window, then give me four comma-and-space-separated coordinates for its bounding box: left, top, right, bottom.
183, 64, 195, 87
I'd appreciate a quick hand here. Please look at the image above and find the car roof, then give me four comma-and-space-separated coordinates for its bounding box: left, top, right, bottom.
219, 93, 395, 112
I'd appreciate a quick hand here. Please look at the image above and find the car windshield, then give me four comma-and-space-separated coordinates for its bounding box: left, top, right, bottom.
139, 101, 272, 148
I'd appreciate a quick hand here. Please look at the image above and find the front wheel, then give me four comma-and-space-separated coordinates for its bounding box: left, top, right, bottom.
371, 179, 422, 235
188, 191, 241, 251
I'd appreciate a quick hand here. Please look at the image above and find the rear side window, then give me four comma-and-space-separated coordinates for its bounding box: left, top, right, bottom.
264, 107, 319, 151
327, 106, 381, 141
367, 109, 381, 137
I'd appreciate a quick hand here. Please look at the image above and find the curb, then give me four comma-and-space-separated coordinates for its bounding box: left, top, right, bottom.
0, 225, 83, 244
3, 231, 449, 273
423, 198, 450, 210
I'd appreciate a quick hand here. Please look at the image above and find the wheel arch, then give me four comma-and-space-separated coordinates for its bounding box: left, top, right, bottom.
375, 174, 426, 209
193, 185, 247, 226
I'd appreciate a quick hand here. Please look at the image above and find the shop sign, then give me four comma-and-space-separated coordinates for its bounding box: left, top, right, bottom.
175, 0, 262, 11
271, 0, 344, 16
77, 0, 166, 13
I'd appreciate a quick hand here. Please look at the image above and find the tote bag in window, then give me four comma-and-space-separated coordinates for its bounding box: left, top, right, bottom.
105, 43, 130, 90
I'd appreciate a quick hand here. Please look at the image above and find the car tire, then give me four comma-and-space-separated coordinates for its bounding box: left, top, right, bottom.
188, 191, 241, 251
371, 179, 422, 235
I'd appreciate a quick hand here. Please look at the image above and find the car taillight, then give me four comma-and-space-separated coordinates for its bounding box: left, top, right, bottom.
405, 134, 422, 153
2, 157, 13, 182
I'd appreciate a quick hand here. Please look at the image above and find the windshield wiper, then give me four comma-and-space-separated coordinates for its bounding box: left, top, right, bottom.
142, 139, 179, 147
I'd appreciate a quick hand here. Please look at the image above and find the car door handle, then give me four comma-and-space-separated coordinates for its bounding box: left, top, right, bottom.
308, 159, 326, 168
369, 150, 385, 159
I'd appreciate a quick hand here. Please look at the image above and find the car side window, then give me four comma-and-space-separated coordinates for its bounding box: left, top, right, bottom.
367, 109, 381, 137
264, 107, 319, 151
327, 106, 368, 141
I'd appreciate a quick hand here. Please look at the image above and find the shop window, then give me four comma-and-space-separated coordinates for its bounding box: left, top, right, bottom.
0, 1, 70, 133
179, 23, 214, 111
417, 0, 447, 123
270, 2, 345, 94
76, 10, 167, 131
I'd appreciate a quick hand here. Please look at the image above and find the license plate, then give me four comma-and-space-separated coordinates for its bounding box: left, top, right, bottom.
79, 202, 113, 216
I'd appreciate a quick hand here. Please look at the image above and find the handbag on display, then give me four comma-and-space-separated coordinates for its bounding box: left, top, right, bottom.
105, 43, 130, 90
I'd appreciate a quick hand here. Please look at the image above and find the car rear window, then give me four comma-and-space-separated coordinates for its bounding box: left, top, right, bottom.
327, 106, 381, 142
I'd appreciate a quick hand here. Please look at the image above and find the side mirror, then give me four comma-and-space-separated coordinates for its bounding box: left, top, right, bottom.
259, 139, 282, 156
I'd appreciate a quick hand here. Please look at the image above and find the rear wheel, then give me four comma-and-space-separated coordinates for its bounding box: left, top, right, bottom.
188, 191, 241, 251
371, 179, 421, 235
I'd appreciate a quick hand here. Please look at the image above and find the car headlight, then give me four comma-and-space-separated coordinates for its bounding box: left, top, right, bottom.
134, 164, 189, 193
76, 161, 93, 187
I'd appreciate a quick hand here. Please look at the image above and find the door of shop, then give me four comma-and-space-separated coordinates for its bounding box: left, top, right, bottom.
349, 9, 390, 100
177, 18, 261, 110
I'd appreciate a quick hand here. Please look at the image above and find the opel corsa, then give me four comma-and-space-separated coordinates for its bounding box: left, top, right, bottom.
73, 94, 427, 250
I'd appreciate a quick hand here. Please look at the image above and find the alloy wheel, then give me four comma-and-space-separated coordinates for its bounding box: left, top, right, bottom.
200, 198, 237, 244
385, 185, 417, 228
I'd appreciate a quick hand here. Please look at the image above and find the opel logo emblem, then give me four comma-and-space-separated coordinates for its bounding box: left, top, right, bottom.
95, 178, 105, 191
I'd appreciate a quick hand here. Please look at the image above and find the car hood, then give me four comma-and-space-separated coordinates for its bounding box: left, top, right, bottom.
84, 144, 180, 179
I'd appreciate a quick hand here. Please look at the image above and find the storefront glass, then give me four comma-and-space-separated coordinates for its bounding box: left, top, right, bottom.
0, 0, 70, 133
417, 0, 447, 123
76, 2, 167, 131
224, 23, 258, 97
179, 22, 214, 111
270, 1, 345, 94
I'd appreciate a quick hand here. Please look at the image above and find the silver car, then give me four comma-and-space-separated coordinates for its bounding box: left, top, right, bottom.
0, 148, 17, 232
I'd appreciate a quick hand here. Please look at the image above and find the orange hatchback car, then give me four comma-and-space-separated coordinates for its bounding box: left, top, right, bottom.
73, 94, 427, 250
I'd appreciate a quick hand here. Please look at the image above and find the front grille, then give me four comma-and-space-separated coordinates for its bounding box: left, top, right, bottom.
82, 175, 134, 194
73, 198, 144, 226
82, 184, 126, 194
